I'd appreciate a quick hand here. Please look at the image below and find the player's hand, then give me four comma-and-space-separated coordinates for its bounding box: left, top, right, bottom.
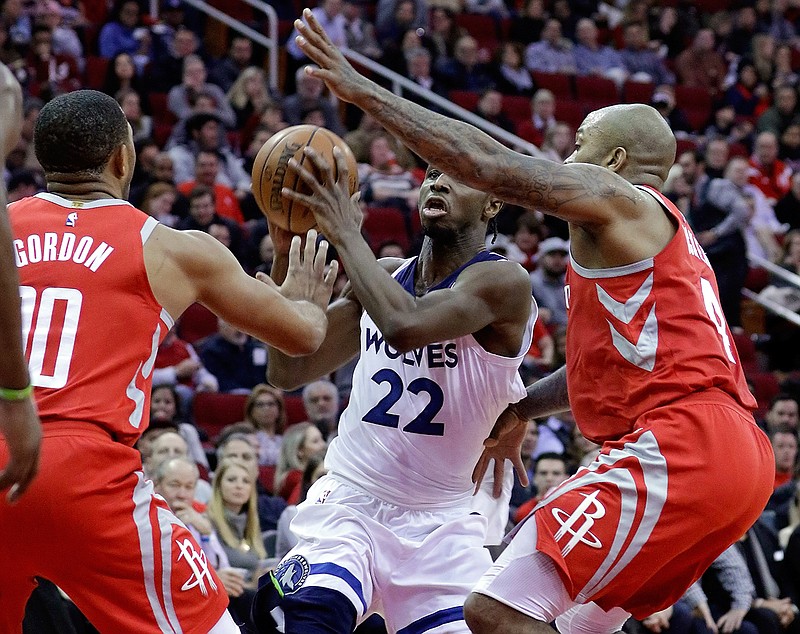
283, 146, 363, 245
0, 62, 23, 158
277, 229, 338, 311
217, 568, 246, 598
0, 398, 42, 503
472, 404, 529, 498
716, 608, 747, 634
266, 218, 295, 254
293, 8, 372, 104
641, 607, 672, 632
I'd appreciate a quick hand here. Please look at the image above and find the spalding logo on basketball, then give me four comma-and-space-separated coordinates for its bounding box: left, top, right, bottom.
252, 125, 359, 234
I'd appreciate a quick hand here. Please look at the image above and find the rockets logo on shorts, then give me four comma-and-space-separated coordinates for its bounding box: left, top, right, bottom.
177, 538, 218, 596
551, 489, 606, 557
275, 555, 310, 594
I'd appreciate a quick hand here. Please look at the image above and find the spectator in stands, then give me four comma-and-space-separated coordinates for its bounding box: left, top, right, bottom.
375, 0, 427, 48
209, 35, 254, 93
524, 18, 575, 76
772, 426, 798, 490
496, 209, 544, 272
650, 5, 691, 61
742, 187, 784, 264
507, 0, 546, 46
274, 421, 327, 503
243, 384, 285, 467
342, 0, 382, 60
275, 453, 328, 559
539, 121, 575, 163
435, 33, 493, 93
253, 233, 274, 276
282, 65, 347, 137
152, 456, 254, 625
772, 44, 799, 90
681, 151, 750, 327
176, 186, 243, 257
287, 0, 347, 92
216, 432, 260, 477
226, 66, 271, 131
775, 173, 800, 231
509, 420, 539, 511
149, 384, 211, 475
474, 88, 516, 134
149, 0, 189, 66
344, 112, 416, 170
650, 84, 694, 135
167, 54, 236, 129
573, 17, 628, 89
513, 452, 569, 525
464, 0, 508, 18
752, 33, 778, 87
490, 42, 534, 97
376, 240, 406, 258
176, 150, 244, 225
749, 130, 794, 205
101, 51, 147, 104
154, 325, 218, 399
359, 132, 421, 223
705, 104, 756, 152
169, 112, 249, 192
516, 88, 556, 146
149, 25, 199, 92
141, 428, 191, 478
207, 458, 269, 587
619, 21, 675, 86
724, 58, 771, 120
763, 394, 800, 434
140, 180, 180, 226
37, 0, 83, 64
6, 168, 44, 202
428, 6, 465, 63
2, 0, 32, 49
199, 318, 269, 394
117, 88, 152, 143
674, 28, 727, 99
24, 25, 81, 100
530, 236, 569, 328
98, 0, 150, 72
757, 84, 800, 138
780, 124, 800, 173
704, 137, 732, 179
302, 379, 341, 442
403, 46, 447, 111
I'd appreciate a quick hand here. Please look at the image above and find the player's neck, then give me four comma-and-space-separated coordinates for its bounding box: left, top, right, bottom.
415, 235, 485, 294
45, 173, 126, 201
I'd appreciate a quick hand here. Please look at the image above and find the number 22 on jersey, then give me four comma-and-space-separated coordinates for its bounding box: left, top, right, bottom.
362, 368, 446, 436
19, 286, 83, 389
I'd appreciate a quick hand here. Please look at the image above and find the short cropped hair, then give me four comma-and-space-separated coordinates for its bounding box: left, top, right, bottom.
34, 90, 129, 176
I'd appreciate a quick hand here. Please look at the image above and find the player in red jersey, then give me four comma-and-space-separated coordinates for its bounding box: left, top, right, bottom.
0, 63, 41, 505
0, 89, 336, 634
291, 12, 774, 634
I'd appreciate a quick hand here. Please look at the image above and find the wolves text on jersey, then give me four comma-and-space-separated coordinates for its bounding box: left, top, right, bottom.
14, 232, 114, 272
364, 328, 459, 369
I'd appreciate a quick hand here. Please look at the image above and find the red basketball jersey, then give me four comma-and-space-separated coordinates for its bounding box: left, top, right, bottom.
565, 186, 757, 444
9, 193, 172, 446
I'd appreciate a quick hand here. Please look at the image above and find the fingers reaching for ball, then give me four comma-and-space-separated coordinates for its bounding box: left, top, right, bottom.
280, 228, 338, 312
282, 146, 363, 244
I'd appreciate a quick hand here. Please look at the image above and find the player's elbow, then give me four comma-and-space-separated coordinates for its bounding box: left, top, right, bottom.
267, 365, 302, 392
381, 321, 419, 354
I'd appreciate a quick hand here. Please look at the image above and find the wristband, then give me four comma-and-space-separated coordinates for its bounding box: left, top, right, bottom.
0, 384, 33, 401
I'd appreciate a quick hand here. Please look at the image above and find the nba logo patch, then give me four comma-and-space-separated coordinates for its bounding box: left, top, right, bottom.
274, 555, 310, 594
65, 212, 78, 227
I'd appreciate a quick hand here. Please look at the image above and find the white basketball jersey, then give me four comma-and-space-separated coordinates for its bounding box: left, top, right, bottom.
326, 252, 535, 510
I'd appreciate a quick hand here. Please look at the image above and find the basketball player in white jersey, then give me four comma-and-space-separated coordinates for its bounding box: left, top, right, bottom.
251, 152, 536, 633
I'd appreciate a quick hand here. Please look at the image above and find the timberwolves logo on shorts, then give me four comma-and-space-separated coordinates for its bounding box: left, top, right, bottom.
274, 555, 310, 594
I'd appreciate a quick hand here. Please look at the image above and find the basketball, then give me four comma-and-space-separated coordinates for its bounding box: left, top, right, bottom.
251, 124, 359, 233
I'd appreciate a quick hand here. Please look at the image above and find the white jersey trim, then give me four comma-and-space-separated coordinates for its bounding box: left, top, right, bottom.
570, 255, 654, 280
34, 192, 135, 209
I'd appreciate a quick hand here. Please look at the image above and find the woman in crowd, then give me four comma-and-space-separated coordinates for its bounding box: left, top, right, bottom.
273, 421, 326, 504
243, 383, 286, 467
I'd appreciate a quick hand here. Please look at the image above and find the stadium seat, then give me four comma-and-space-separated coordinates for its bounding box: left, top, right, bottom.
554, 99, 586, 130
748, 371, 781, 412
363, 206, 411, 254
284, 394, 307, 427
258, 465, 276, 494
675, 85, 713, 133
83, 55, 109, 90
177, 302, 219, 346
449, 90, 480, 112
732, 331, 760, 375
192, 392, 248, 442
455, 13, 500, 52
531, 72, 575, 99
622, 79, 655, 104
503, 95, 532, 123
575, 75, 619, 109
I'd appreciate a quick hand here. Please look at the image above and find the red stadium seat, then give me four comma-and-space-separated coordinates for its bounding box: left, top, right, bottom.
503, 95, 532, 123
283, 394, 307, 427
531, 72, 574, 99
575, 75, 619, 109
258, 464, 276, 494
622, 79, 655, 104
732, 331, 760, 375
554, 99, 586, 130
675, 85, 713, 133
177, 302, 218, 346
449, 90, 480, 112
455, 13, 499, 52
748, 371, 781, 413
363, 206, 411, 254
83, 55, 109, 90
192, 392, 248, 442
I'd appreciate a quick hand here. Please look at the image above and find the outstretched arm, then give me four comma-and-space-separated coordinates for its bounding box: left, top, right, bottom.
145, 226, 336, 357
0, 62, 41, 503
292, 9, 638, 227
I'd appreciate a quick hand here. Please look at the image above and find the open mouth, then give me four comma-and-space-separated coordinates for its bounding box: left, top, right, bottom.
422, 197, 448, 218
